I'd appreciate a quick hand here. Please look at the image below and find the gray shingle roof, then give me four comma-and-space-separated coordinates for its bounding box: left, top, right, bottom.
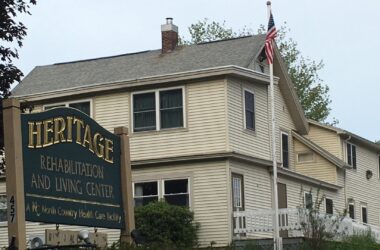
12, 35, 265, 97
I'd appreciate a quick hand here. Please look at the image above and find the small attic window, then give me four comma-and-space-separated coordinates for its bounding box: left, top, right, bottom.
297, 152, 314, 163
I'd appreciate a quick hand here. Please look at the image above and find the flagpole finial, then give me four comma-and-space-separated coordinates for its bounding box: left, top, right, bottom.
267, 1, 271, 6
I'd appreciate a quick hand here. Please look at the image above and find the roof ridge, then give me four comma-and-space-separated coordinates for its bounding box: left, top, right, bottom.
195, 34, 263, 46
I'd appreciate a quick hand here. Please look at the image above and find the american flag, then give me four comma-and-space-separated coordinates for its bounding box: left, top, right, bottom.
265, 12, 277, 64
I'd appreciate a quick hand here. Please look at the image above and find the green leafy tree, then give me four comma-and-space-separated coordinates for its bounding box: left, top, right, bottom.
0, 0, 36, 174
181, 19, 332, 123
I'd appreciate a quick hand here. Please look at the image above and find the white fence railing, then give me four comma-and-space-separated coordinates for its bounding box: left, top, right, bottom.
233, 208, 380, 243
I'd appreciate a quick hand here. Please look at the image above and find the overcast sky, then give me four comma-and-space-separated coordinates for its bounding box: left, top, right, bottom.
14, 0, 380, 141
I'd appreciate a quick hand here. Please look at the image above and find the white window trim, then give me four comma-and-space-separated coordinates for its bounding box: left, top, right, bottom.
162, 178, 190, 206
232, 175, 243, 209
325, 197, 334, 214
361, 204, 368, 224
132, 177, 191, 207
348, 201, 355, 219
304, 191, 313, 209
281, 131, 289, 168
132, 180, 159, 201
131, 86, 186, 133
243, 88, 255, 131
345, 142, 357, 169
43, 99, 93, 118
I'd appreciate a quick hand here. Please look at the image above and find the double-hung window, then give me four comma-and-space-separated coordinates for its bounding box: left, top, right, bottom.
348, 202, 355, 219
133, 88, 184, 132
346, 142, 357, 169
304, 192, 313, 210
133, 178, 190, 207
325, 198, 333, 214
281, 132, 289, 168
134, 181, 159, 207
232, 174, 244, 211
44, 100, 91, 117
163, 179, 189, 207
244, 90, 255, 131
361, 205, 368, 224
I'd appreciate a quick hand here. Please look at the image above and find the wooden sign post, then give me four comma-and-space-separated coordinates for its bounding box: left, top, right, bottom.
114, 127, 135, 244
3, 98, 26, 249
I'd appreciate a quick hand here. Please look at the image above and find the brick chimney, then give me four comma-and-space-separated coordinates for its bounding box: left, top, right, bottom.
161, 17, 178, 53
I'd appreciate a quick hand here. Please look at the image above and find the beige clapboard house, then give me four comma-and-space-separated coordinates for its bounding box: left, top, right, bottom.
0, 19, 379, 247
304, 121, 380, 226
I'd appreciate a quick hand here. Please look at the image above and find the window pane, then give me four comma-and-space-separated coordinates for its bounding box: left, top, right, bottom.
282, 133, 289, 168
352, 145, 357, 169
160, 89, 183, 129
134, 93, 155, 112
347, 144, 352, 166
160, 89, 182, 109
161, 108, 183, 128
164, 179, 189, 207
69, 102, 91, 116
326, 199, 333, 214
349, 204, 355, 219
305, 193, 313, 209
134, 197, 158, 207
134, 182, 158, 196
244, 91, 255, 130
233, 177, 242, 208
164, 194, 189, 207
245, 111, 254, 130
134, 182, 158, 207
134, 93, 156, 132
362, 207, 367, 223
0, 196, 6, 222
164, 179, 188, 194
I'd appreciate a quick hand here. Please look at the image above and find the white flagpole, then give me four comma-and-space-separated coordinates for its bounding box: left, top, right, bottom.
267, 1, 281, 250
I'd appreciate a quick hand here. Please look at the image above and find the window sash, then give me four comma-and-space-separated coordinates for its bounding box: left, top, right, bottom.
232, 174, 244, 210
362, 206, 368, 224
244, 90, 255, 130
282, 133, 289, 168
347, 143, 357, 169
133, 181, 159, 207
325, 198, 333, 214
305, 193, 313, 209
133, 88, 184, 132
349, 204, 355, 219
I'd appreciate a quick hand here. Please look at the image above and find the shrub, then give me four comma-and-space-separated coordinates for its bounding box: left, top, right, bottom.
134, 201, 199, 248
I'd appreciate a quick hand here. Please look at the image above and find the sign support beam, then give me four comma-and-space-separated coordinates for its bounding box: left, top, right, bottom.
3, 98, 26, 250
115, 127, 135, 244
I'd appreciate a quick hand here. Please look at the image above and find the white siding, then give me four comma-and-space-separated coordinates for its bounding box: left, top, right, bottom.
227, 79, 297, 169
229, 160, 273, 239
132, 161, 230, 247
293, 138, 338, 184
129, 81, 227, 160
94, 92, 129, 131
227, 78, 270, 159
345, 145, 380, 226
306, 125, 342, 158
